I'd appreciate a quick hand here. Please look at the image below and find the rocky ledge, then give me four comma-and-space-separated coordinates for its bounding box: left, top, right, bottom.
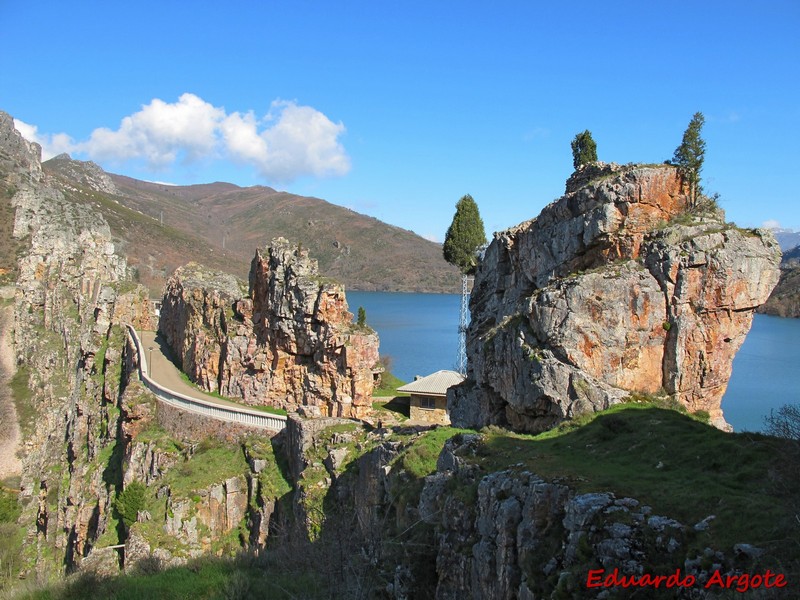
450, 162, 781, 432
159, 238, 380, 418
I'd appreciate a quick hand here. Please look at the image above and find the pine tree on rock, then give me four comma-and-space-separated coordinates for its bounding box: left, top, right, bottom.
670, 112, 706, 205
443, 194, 487, 275
571, 130, 598, 169
357, 306, 367, 328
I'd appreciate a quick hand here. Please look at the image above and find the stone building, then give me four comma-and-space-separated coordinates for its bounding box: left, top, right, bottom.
397, 370, 465, 425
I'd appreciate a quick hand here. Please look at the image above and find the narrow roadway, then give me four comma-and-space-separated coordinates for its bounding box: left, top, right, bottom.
137, 330, 252, 410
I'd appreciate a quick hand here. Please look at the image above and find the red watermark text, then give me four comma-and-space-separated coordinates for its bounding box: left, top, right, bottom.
586, 568, 787, 593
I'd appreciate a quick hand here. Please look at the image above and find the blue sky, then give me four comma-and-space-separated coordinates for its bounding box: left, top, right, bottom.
2, 1, 798, 241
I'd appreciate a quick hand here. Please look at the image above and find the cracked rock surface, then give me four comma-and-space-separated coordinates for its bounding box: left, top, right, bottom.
450, 162, 780, 432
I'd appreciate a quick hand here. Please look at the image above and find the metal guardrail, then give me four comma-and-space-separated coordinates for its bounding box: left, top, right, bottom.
125, 325, 287, 432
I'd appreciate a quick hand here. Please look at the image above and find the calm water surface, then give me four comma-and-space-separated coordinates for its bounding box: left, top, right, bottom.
722, 314, 800, 432
348, 292, 461, 380
348, 292, 800, 433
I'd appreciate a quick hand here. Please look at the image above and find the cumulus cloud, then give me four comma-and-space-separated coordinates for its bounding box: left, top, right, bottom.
15, 93, 350, 182
82, 93, 224, 166
222, 100, 350, 180
13, 119, 76, 160
761, 219, 782, 230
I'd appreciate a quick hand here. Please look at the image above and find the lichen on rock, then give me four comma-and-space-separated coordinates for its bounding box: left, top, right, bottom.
450, 162, 781, 433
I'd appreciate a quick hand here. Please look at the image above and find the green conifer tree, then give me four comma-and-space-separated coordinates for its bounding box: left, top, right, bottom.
670, 112, 706, 205
357, 306, 367, 328
571, 130, 598, 169
443, 194, 487, 275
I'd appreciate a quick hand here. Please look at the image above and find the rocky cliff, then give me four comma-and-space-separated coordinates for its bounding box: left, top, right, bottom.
758, 245, 800, 318
450, 163, 781, 432
232, 411, 795, 599
159, 240, 380, 418
0, 110, 157, 578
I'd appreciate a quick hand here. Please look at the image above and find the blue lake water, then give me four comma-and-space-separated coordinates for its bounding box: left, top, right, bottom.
723, 314, 800, 432
347, 292, 800, 433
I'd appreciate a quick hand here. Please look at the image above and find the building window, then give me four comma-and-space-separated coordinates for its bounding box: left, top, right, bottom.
419, 396, 436, 410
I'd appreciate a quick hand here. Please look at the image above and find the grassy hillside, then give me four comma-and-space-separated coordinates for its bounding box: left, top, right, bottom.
43, 157, 461, 296
477, 404, 798, 559
14, 402, 798, 599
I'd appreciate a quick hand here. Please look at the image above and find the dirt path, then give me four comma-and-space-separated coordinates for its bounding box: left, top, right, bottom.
0, 296, 22, 479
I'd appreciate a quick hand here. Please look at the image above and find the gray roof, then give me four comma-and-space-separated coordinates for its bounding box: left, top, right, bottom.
396, 370, 465, 396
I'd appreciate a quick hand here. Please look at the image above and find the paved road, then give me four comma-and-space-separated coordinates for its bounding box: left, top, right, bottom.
137, 330, 250, 410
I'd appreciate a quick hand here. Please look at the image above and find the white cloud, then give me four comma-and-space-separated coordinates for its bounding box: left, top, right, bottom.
422, 233, 441, 243
522, 126, 550, 142
762, 219, 781, 230
81, 93, 225, 167
13, 118, 76, 160
222, 100, 350, 180
259, 101, 350, 179
708, 110, 742, 124
16, 93, 351, 182
220, 111, 269, 165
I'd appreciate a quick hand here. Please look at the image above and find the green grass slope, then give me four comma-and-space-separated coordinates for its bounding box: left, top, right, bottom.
14, 403, 798, 599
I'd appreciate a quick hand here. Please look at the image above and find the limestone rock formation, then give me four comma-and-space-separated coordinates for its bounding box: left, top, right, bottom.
421, 435, 736, 599
450, 163, 780, 432
0, 110, 155, 575
159, 239, 380, 418
45, 153, 120, 196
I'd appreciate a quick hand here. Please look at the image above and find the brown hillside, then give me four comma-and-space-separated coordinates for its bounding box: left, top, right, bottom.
42, 156, 460, 296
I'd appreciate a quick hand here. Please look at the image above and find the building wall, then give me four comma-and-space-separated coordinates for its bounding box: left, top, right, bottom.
409, 394, 451, 425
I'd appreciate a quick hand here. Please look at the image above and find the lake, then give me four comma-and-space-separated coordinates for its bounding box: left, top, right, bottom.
347, 292, 800, 433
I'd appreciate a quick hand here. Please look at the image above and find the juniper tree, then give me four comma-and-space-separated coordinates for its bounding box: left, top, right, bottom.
357, 306, 367, 328
670, 112, 706, 205
444, 195, 486, 375
571, 130, 598, 169
443, 194, 486, 275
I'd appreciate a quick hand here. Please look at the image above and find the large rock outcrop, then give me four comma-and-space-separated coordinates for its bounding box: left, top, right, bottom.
450, 163, 780, 432
159, 239, 380, 418
1, 111, 155, 577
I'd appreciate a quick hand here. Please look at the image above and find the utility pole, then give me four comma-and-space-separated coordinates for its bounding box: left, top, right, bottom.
458, 275, 469, 376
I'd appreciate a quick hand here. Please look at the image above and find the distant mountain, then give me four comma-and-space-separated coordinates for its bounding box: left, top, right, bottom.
758, 242, 800, 318
43, 155, 460, 295
782, 244, 800, 264
771, 228, 800, 252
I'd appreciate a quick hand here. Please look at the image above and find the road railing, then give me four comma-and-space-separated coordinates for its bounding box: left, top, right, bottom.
125, 325, 287, 432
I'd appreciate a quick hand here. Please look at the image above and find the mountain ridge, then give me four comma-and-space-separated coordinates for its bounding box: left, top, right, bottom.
42, 154, 461, 295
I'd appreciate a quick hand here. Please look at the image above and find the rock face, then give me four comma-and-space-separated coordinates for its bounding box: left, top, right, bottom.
1, 111, 154, 576
758, 245, 800, 318
45, 153, 120, 196
159, 239, 380, 418
421, 435, 737, 599
450, 163, 780, 432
